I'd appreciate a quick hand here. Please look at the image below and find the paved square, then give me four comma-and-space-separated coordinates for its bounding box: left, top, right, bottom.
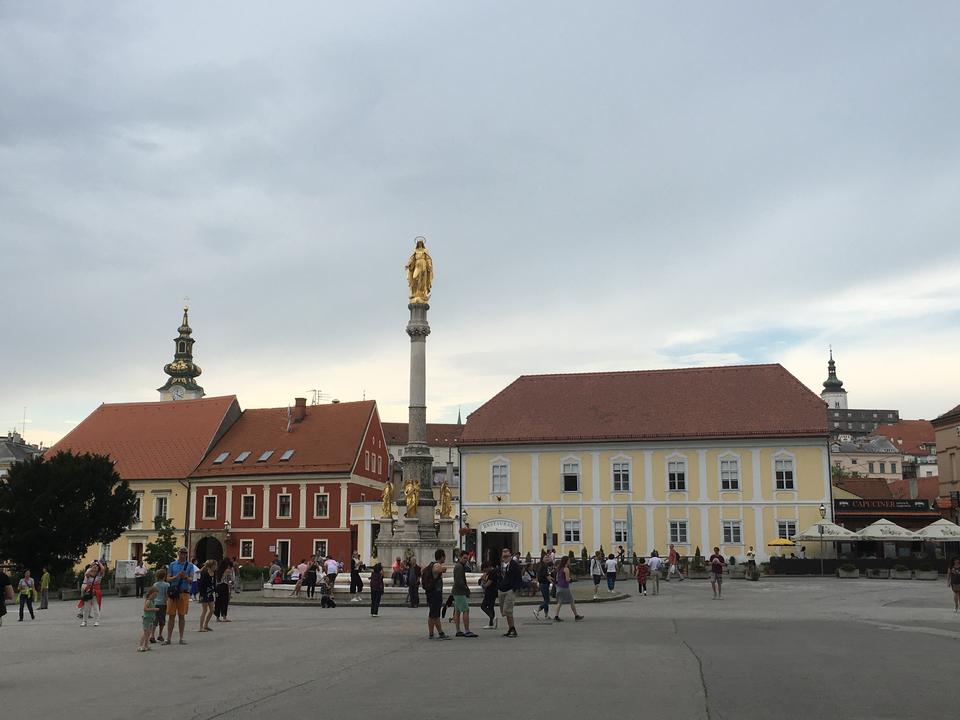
2, 578, 956, 719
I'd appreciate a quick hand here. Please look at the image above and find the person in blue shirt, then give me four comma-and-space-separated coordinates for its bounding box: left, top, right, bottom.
164, 547, 197, 645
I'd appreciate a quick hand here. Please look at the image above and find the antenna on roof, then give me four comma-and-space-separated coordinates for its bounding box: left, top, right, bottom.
307, 389, 332, 405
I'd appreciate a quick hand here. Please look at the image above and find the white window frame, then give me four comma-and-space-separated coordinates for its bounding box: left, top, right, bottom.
563, 520, 581, 543
277, 493, 293, 519
666, 454, 687, 492
241, 494, 256, 519
613, 519, 628, 544
313, 539, 328, 559
239, 539, 254, 560
611, 456, 631, 492
490, 457, 510, 494
202, 495, 217, 520
719, 453, 740, 491
722, 520, 742, 544
154, 495, 169, 521
774, 453, 796, 491
100, 543, 111, 562
377, 455, 382, 475
313, 493, 330, 519
132, 493, 143, 524
561, 457, 581, 493
365, 451, 370, 471
777, 520, 797, 540
668, 520, 688, 545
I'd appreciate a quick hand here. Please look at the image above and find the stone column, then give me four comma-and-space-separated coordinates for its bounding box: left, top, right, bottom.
402, 302, 436, 511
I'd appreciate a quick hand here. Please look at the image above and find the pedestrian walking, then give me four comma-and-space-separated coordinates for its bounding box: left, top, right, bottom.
605, 554, 618, 592
214, 559, 233, 622
422, 549, 449, 640
407, 560, 421, 608
198, 559, 216, 631
134, 559, 147, 598
165, 547, 197, 645
708, 547, 726, 599
452, 552, 477, 637
17, 570, 35, 621
189, 557, 201, 601
646, 551, 662, 595
668, 544, 684, 581
149, 568, 169, 643
949, 557, 960, 612
350, 552, 364, 602
323, 555, 339, 596
0, 568, 12, 627
39, 567, 50, 610
534, 557, 553, 619
479, 562, 498, 629
635, 557, 650, 596
80, 561, 103, 627
552, 555, 583, 622
496, 547, 522, 637
369, 563, 384, 616
590, 551, 604, 600
138, 586, 158, 652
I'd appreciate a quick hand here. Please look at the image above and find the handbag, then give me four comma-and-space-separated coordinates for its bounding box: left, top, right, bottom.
81, 585, 94, 602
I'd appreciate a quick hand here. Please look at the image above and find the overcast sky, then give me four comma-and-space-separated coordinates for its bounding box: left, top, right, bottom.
2, 2, 959, 447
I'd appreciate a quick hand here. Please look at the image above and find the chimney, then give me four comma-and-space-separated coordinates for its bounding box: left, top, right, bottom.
292, 397, 307, 423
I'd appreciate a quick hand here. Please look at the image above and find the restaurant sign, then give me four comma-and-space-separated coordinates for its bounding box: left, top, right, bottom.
834, 499, 929, 512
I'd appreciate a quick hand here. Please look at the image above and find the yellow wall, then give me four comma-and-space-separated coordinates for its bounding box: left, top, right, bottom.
76, 479, 190, 570
462, 441, 830, 562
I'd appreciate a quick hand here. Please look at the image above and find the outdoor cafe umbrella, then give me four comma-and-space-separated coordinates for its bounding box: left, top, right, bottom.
792, 522, 859, 542
912, 518, 960, 541
625, 504, 635, 556
767, 537, 795, 556
855, 518, 917, 542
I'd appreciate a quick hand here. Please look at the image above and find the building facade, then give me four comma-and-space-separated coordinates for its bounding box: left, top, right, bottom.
933, 402, 960, 498
47, 396, 241, 567
874, 419, 938, 479
189, 398, 388, 567
829, 436, 903, 481
0, 430, 44, 478
382, 420, 464, 488
459, 364, 832, 564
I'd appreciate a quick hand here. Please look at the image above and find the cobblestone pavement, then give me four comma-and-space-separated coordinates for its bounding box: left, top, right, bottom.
1, 577, 956, 719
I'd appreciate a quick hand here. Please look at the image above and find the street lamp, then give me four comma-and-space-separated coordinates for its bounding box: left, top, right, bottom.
818, 503, 826, 577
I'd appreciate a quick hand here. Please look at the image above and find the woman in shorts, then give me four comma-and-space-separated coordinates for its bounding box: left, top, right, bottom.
949, 557, 960, 612
552, 556, 583, 622
197, 559, 216, 631
590, 551, 604, 600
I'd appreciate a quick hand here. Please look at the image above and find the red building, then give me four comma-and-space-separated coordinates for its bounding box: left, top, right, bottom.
189, 398, 387, 568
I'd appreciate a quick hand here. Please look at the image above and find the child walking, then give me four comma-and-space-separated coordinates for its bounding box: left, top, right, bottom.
138, 587, 158, 651
635, 557, 650, 596
197, 559, 216, 632
150, 568, 169, 643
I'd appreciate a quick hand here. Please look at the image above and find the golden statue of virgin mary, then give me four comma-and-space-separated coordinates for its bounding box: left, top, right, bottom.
405, 237, 434, 304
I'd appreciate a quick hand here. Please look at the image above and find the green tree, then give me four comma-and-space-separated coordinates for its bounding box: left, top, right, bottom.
143, 516, 178, 569
0, 451, 137, 578
831, 464, 864, 480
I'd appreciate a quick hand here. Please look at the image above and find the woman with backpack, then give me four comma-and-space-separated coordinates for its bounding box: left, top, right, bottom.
552, 555, 583, 622
590, 551, 605, 600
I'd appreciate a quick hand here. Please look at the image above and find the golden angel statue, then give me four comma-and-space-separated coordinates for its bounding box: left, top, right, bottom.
438, 480, 453, 519
380, 480, 394, 518
403, 478, 420, 517
405, 237, 434, 304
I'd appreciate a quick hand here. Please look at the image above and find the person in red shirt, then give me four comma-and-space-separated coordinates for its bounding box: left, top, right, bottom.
635, 558, 650, 596
708, 547, 726, 599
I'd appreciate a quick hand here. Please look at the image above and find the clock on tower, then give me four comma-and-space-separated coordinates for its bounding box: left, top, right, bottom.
158, 305, 205, 401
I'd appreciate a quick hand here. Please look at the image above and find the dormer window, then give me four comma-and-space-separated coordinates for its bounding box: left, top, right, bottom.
279, 449, 295, 461
235, 451, 252, 463
257, 451, 274, 463
213, 452, 229, 464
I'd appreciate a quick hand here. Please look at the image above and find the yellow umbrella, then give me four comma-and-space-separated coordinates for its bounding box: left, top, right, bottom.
767, 538, 795, 547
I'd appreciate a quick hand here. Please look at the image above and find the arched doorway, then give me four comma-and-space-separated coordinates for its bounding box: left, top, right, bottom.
195, 536, 224, 565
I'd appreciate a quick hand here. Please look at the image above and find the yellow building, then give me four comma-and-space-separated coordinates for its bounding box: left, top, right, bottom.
933, 401, 960, 498
48, 396, 241, 567
458, 365, 832, 563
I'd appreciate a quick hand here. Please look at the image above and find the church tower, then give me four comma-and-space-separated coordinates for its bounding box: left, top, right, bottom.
158, 305, 205, 401
820, 347, 847, 410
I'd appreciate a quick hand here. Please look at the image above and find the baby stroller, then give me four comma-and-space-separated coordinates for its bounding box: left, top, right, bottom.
320, 576, 337, 608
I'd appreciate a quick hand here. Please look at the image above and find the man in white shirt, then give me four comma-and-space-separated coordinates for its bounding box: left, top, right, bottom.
646, 552, 662, 595
324, 556, 339, 597
134, 560, 148, 598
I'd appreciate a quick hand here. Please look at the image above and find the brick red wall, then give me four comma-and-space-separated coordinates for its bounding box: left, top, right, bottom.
194, 485, 227, 529
229, 531, 354, 568
353, 407, 388, 482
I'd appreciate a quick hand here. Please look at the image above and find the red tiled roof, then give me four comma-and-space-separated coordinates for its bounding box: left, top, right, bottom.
873, 420, 935, 455
888, 477, 940, 501
192, 400, 376, 477
934, 402, 960, 427
48, 396, 240, 480
833, 478, 894, 499
382, 422, 464, 447
459, 364, 827, 445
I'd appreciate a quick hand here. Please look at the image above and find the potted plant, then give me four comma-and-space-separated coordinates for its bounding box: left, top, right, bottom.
837, 563, 859, 579
914, 563, 938, 581
687, 547, 710, 579
892, 564, 912, 580
866, 567, 889, 579
729, 555, 746, 579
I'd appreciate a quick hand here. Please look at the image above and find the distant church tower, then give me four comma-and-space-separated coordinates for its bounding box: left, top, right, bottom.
158, 305, 205, 401
820, 347, 847, 410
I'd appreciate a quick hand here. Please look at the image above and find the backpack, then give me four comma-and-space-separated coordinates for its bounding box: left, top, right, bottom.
421, 562, 436, 592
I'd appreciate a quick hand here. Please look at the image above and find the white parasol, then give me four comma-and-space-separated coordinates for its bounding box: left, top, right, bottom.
792, 521, 859, 542
912, 518, 960, 541
855, 518, 917, 542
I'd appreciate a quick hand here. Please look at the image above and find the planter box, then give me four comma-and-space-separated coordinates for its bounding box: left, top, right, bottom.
867, 569, 890, 579
117, 585, 132, 596
729, 567, 746, 579
60, 589, 80, 601
914, 570, 938, 581
891, 570, 912, 580
837, 568, 860, 579
686, 570, 711, 579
